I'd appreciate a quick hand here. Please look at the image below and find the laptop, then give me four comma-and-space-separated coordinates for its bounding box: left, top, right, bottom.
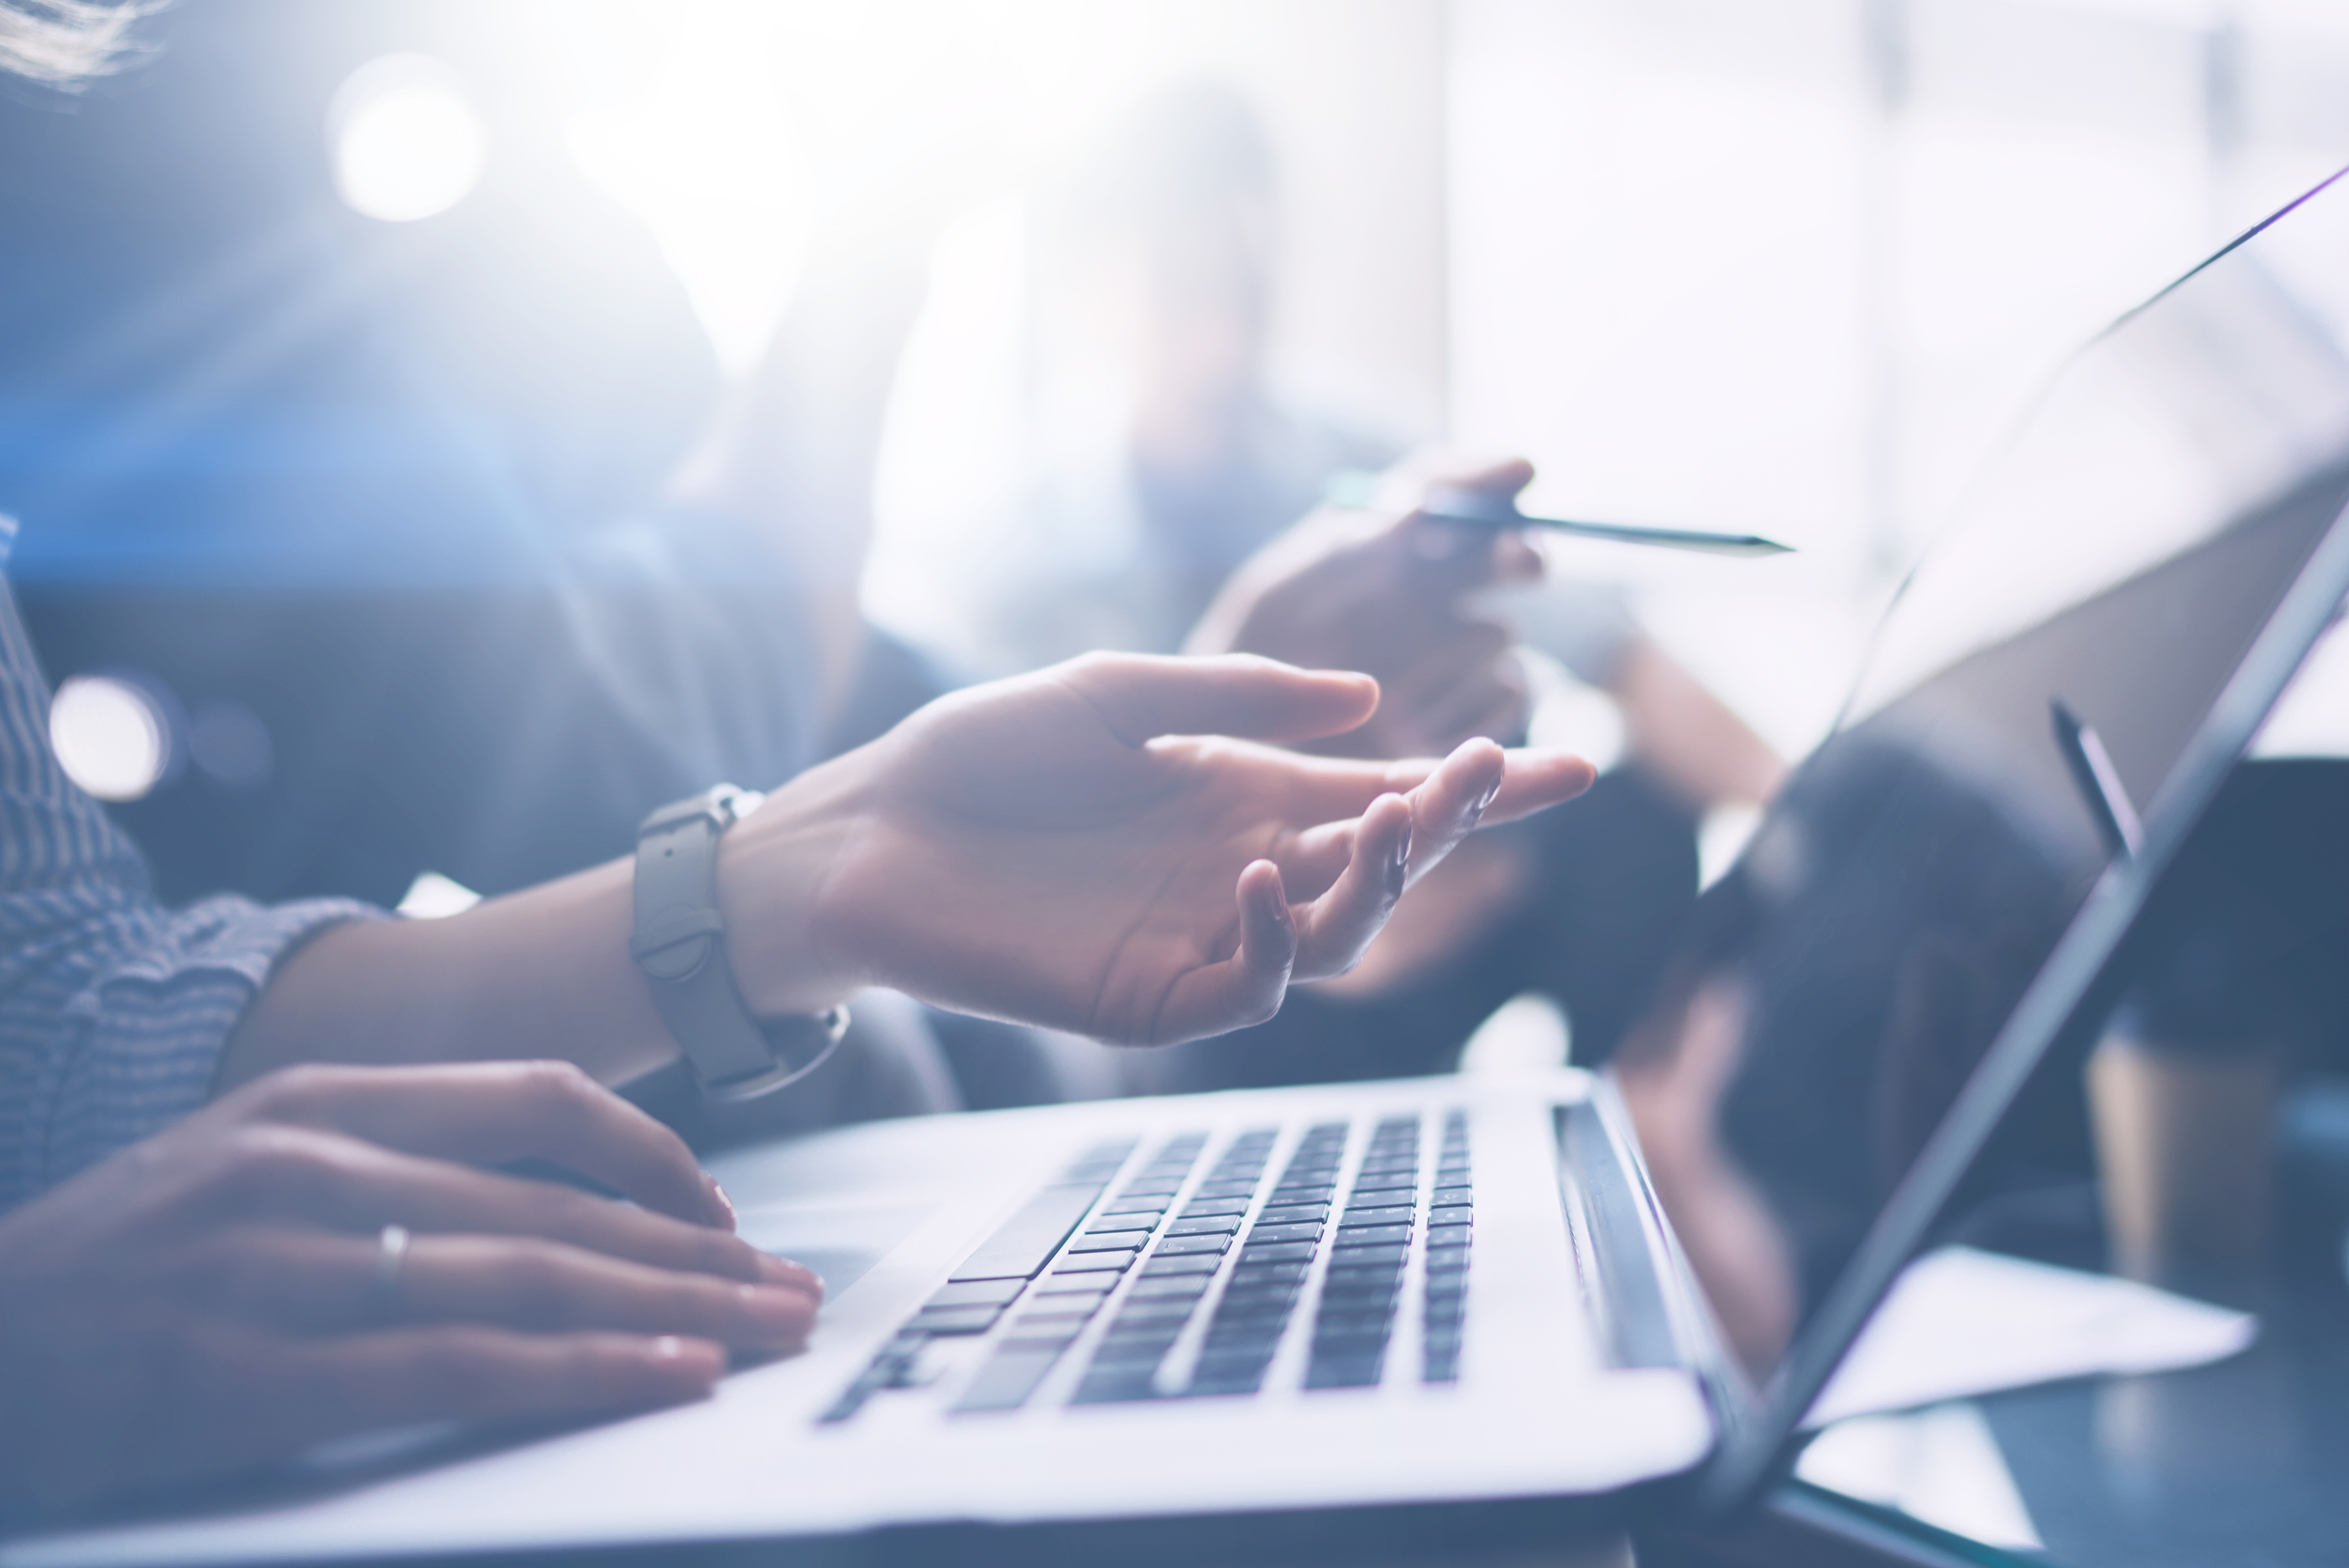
13, 169, 2349, 1568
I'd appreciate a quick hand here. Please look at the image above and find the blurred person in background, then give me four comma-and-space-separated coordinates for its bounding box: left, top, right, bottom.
0, 0, 1597, 1517
868, 81, 1789, 1092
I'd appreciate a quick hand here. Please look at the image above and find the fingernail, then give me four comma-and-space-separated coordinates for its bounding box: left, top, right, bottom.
742, 1284, 820, 1338
1471, 779, 1502, 822
1387, 823, 1412, 897
705, 1174, 737, 1230
758, 1253, 823, 1295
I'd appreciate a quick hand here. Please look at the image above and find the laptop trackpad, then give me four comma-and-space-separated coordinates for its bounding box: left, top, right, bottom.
735, 1200, 938, 1297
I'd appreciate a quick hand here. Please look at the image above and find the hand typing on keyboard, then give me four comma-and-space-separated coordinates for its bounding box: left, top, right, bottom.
0, 1062, 818, 1518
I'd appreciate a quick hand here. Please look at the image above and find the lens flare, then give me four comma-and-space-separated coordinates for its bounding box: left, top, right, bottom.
330, 54, 488, 222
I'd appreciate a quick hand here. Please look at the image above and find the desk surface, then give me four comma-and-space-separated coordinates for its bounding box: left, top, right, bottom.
1789, 1275, 2349, 1568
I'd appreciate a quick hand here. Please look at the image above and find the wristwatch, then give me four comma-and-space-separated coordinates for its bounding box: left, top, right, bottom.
630, 784, 849, 1102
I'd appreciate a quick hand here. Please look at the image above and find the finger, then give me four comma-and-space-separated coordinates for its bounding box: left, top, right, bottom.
1393, 737, 1511, 888
1137, 860, 1299, 1046
1239, 737, 1589, 834
1493, 529, 1546, 585
250, 1326, 727, 1449
1290, 792, 1415, 980
195, 1127, 809, 1291
403, 1236, 818, 1350
1373, 452, 1536, 514
1058, 653, 1379, 748
1477, 748, 1599, 825
1372, 455, 1540, 593
232, 1061, 732, 1232
1268, 818, 1359, 900
166, 1228, 820, 1350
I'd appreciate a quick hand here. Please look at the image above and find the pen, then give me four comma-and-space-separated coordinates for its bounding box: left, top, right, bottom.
1324, 473, 1793, 557
2050, 698, 2143, 860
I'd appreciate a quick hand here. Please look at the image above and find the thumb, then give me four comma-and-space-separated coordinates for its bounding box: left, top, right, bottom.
1375, 455, 1539, 591
1055, 653, 1380, 747
1374, 453, 1536, 517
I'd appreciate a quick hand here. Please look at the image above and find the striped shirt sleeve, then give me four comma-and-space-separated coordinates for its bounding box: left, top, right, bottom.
0, 538, 381, 1211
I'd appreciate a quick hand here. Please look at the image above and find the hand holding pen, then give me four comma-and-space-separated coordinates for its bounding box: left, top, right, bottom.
1324, 469, 1792, 557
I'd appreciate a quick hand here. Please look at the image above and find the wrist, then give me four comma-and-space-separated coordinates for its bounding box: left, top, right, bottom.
712, 749, 873, 1017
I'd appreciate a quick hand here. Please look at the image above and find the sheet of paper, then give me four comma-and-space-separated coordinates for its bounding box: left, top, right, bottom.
1796, 1401, 2044, 1551
1805, 1245, 2257, 1428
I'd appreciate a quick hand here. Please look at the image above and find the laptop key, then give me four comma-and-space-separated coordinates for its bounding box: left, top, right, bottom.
1215, 1295, 1297, 1323
1071, 1373, 1159, 1405
1081, 1222, 1158, 1241
909, 1304, 1004, 1335
1320, 1289, 1399, 1315
1049, 1253, 1133, 1276
1013, 1310, 1101, 1335
953, 1347, 1066, 1413
1154, 1233, 1232, 1257
1164, 1215, 1243, 1237
1305, 1356, 1385, 1390
1244, 1222, 1323, 1246
1179, 1196, 1252, 1217
924, 1278, 1026, 1310
949, 1182, 1111, 1284
1187, 1366, 1270, 1397
1034, 1279, 1117, 1300
1065, 1233, 1145, 1254
1239, 1240, 1316, 1264
1115, 1294, 1199, 1321
1140, 1252, 1221, 1276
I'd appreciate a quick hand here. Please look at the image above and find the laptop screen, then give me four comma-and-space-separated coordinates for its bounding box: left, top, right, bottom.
1614, 169, 2349, 1489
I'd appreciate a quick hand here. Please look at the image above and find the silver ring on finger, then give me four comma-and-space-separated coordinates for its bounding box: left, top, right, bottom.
373, 1222, 411, 1314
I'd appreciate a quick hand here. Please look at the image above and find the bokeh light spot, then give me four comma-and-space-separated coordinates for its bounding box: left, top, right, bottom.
331, 54, 487, 222
50, 675, 169, 803
189, 701, 274, 791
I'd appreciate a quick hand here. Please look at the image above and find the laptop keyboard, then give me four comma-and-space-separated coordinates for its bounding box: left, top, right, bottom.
819, 1111, 1475, 1421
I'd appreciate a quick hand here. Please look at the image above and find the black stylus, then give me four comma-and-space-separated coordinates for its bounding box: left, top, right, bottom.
2050, 698, 2143, 860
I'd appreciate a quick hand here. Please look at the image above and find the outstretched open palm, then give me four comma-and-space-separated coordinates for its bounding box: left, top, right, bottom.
733, 653, 1594, 1044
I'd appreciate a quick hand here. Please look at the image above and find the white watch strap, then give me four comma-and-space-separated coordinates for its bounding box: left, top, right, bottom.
631, 784, 847, 1101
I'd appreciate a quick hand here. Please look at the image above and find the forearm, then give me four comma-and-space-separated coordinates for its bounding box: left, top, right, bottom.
216, 759, 866, 1094
1612, 637, 1787, 811
217, 861, 669, 1091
